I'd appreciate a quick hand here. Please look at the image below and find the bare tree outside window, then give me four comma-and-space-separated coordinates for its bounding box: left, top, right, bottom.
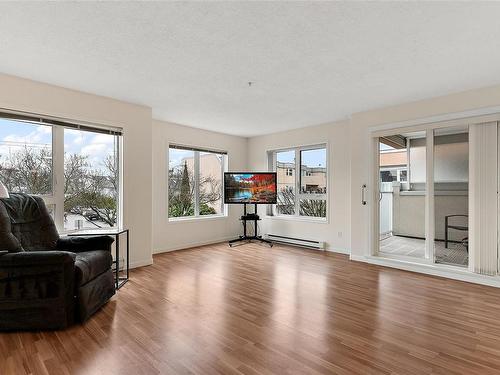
168, 147, 225, 218
0, 121, 52, 195
63, 129, 119, 230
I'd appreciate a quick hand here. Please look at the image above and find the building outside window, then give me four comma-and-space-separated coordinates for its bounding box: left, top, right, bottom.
379, 144, 408, 183
270, 145, 327, 218
380, 167, 408, 183
168, 144, 227, 219
0, 116, 122, 232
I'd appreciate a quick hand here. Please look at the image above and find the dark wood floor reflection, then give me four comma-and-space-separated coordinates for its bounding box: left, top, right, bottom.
2, 242, 500, 374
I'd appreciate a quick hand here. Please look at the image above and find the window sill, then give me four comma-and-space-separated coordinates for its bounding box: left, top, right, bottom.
60, 226, 120, 236
168, 215, 228, 223
264, 215, 328, 224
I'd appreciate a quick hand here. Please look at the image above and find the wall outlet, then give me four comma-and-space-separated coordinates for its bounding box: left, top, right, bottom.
338, 231, 342, 238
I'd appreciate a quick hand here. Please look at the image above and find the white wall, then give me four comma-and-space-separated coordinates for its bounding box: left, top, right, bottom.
152, 120, 248, 253
0, 73, 153, 268
247, 120, 350, 253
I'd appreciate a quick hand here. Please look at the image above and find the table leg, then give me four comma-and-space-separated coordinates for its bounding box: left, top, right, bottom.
115, 234, 120, 289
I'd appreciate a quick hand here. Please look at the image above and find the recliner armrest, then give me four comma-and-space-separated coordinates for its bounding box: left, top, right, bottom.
0, 251, 76, 267
57, 235, 114, 253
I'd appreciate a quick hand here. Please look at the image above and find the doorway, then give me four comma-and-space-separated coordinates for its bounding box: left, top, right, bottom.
376, 126, 469, 267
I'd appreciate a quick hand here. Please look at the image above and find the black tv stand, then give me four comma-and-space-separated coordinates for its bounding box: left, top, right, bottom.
228, 203, 273, 247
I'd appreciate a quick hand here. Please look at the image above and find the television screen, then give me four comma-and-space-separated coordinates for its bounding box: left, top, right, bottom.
224, 172, 277, 204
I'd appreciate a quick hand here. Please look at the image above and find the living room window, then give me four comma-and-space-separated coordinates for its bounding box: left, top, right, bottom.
168, 144, 227, 219
0, 114, 122, 232
270, 144, 327, 219
63, 128, 120, 231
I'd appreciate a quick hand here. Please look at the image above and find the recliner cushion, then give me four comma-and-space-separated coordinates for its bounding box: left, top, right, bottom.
74, 250, 113, 287
0, 194, 59, 251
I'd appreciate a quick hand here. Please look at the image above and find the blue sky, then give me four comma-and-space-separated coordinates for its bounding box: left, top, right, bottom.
169, 148, 193, 169
277, 148, 326, 167
379, 142, 395, 151
168, 149, 225, 170
0, 119, 116, 171
0, 119, 52, 145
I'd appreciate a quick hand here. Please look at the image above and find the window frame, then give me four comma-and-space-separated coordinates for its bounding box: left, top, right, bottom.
168, 143, 228, 221
0, 114, 123, 233
269, 143, 328, 221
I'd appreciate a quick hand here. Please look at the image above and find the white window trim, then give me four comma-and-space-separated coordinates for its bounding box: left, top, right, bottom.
268, 143, 328, 221
60, 127, 122, 234
168, 144, 228, 221
169, 214, 229, 223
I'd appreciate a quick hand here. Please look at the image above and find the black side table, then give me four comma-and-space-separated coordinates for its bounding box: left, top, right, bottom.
68, 228, 129, 290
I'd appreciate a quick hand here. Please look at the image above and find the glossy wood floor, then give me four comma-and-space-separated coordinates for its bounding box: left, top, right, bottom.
3, 243, 500, 374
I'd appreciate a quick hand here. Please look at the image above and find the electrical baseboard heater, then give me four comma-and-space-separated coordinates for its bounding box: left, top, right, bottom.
266, 234, 325, 250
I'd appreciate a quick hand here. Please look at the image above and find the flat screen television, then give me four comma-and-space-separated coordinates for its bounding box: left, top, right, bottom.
224, 172, 277, 204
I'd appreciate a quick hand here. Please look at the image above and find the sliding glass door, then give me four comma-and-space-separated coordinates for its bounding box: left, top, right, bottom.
375, 125, 470, 268
433, 126, 469, 267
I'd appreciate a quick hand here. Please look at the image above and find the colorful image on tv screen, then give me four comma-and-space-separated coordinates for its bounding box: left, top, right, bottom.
224, 173, 277, 204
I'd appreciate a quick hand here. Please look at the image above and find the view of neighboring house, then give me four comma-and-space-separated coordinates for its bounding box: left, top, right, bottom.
379, 148, 408, 182
276, 161, 326, 193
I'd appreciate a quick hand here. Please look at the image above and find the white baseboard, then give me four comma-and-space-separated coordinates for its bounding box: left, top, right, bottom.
129, 258, 153, 269
351, 254, 500, 288
155, 238, 351, 256
154, 236, 237, 254
326, 247, 350, 255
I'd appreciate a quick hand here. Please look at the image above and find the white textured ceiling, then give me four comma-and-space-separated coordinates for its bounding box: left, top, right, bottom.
1, 2, 500, 137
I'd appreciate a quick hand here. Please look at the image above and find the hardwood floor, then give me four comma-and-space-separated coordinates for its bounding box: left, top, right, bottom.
2, 243, 500, 374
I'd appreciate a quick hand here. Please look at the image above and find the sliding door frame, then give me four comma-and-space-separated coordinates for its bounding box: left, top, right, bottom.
370, 114, 499, 268
425, 129, 435, 261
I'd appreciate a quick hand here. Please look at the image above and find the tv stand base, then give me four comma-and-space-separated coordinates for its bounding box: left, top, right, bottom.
228, 203, 273, 247
228, 236, 273, 247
